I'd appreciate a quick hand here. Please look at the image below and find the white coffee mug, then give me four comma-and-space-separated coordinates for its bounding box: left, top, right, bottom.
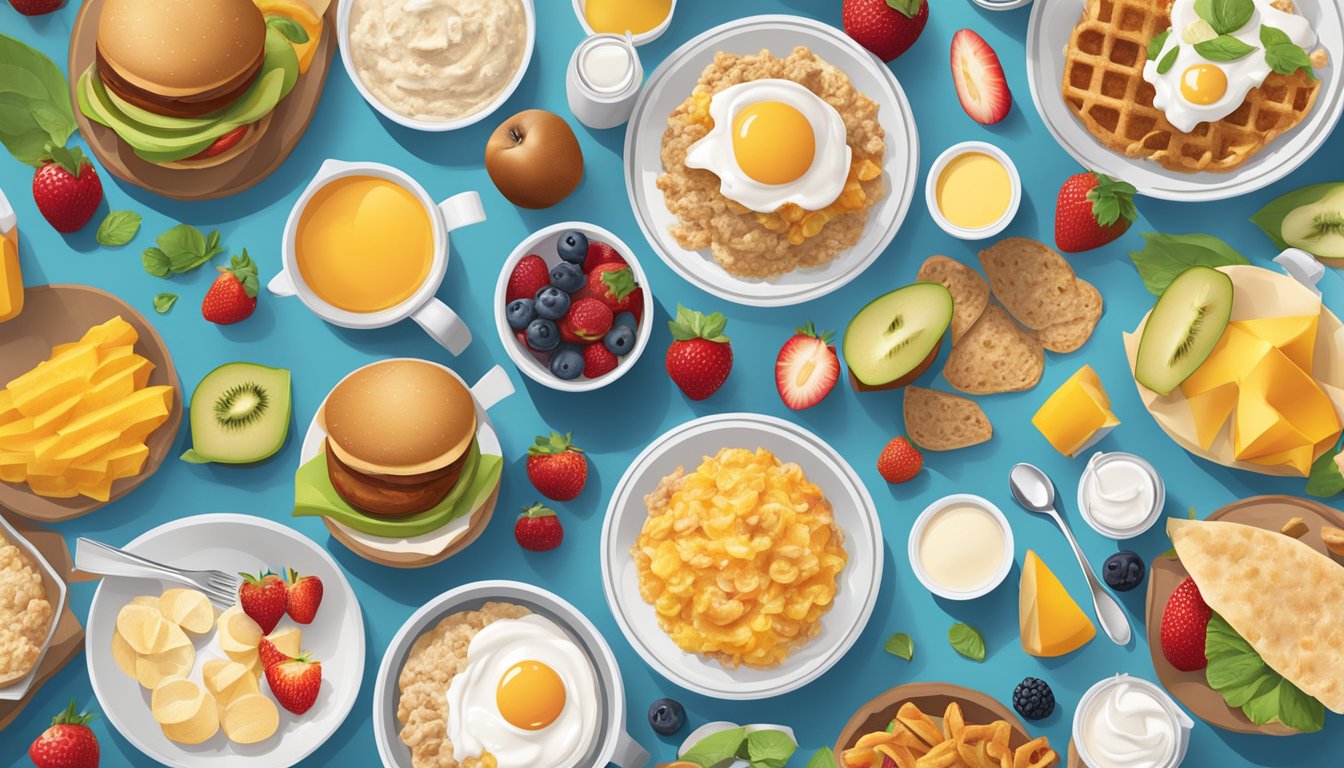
269, 159, 485, 355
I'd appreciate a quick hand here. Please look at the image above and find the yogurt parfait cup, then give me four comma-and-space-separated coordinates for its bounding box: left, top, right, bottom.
1077, 451, 1166, 539
1073, 674, 1193, 768
908, 494, 1015, 600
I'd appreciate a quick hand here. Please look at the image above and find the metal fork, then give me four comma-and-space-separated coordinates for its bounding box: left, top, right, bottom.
75, 537, 241, 609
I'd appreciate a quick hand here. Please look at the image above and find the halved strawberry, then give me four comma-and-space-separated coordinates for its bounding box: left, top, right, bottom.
950, 29, 1012, 125
775, 322, 840, 410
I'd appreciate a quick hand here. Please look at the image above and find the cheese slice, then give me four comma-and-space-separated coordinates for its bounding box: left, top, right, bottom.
1236, 314, 1317, 372
1019, 550, 1095, 657
1032, 365, 1120, 457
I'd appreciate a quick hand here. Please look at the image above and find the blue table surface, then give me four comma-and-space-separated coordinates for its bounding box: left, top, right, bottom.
1, 0, 1341, 766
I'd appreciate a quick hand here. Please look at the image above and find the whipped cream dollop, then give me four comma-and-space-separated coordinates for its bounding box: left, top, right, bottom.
1082, 680, 1178, 768
1083, 457, 1157, 533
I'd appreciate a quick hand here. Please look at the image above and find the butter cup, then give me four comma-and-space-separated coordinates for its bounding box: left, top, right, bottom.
925, 141, 1021, 241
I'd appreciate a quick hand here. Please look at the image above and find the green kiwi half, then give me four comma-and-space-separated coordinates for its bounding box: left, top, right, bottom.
1134, 266, 1234, 396
181, 363, 291, 464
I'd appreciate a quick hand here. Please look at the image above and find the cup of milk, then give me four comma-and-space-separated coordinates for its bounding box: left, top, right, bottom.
567, 34, 644, 129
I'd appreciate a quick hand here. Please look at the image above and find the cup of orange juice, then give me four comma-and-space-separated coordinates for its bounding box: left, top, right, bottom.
269, 160, 485, 354
574, 0, 675, 45
0, 185, 21, 323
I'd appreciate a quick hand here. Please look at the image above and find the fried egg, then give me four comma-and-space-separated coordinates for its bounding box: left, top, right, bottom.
1142, 0, 1317, 133
445, 615, 599, 766
685, 79, 852, 213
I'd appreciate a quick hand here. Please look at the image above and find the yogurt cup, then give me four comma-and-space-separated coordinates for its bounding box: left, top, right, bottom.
567, 34, 645, 129
1073, 674, 1193, 768
925, 141, 1021, 240
1077, 451, 1166, 539
908, 494, 1015, 600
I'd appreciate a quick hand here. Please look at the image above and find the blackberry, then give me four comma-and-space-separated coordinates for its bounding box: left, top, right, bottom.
1013, 677, 1055, 721
1103, 551, 1146, 592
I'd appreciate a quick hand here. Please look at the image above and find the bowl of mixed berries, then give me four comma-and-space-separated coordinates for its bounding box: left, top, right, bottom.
495, 222, 653, 391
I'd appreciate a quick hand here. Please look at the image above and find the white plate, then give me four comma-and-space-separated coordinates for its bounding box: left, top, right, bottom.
0, 513, 66, 701
1026, 0, 1343, 201
86, 514, 365, 768
624, 15, 919, 307
299, 361, 507, 557
601, 413, 883, 699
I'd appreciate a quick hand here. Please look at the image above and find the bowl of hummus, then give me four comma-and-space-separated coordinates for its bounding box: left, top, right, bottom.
338, 0, 536, 131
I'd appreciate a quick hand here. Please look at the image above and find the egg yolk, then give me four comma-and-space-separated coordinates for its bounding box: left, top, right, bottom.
1180, 64, 1228, 105
731, 101, 816, 186
496, 660, 566, 730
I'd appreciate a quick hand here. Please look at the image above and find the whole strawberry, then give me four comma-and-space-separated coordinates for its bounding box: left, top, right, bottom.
526, 432, 587, 501
1161, 577, 1212, 672
843, 0, 928, 62
585, 263, 641, 315
238, 570, 288, 634
515, 502, 564, 551
666, 305, 732, 401
584, 241, 627, 272
202, 251, 259, 325
775, 322, 840, 410
507, 254, 551, 302
265, 654, 322, 715
284, 567, 323, 625
1055, 171, 1137, 253
560, 297, 614, 343
32, 145, 102, 233
583, 343, 618, 378
9, 0, 64, 15
28, 701, 98, 768
877, 437, 922, 483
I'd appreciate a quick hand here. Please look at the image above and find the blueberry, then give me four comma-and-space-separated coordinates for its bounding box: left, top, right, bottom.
612, 311, 638, 332
549, 262, 586, 293
549, 346, 584, 380
648, 697, 686, 736
525, 318, 560, 351
533, 286, 571, 320
1012, 678, 1055, 721
1103, 551, 1146, 592
604, 325, 635, 356
556, 230, 589, 264
505, 298, 535, 330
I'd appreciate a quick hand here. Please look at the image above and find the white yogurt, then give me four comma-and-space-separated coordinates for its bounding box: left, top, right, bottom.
579, 40, 635, 93
1075, 676, 1192, 768
908, 494, 1014, 600
1078, 452, 1165, 539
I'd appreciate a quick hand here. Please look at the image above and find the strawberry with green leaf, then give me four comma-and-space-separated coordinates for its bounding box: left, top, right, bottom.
666, 306, 732, 401
1055, 171, 1138, 253
585, 262, 642, 317
32, 144, 102, 233
202, 251, 260, 325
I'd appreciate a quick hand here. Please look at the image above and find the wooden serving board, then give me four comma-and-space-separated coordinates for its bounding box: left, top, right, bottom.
0, 513, 85, 732
67, 0, 336, 201
0, 285, 181, 522
1145, 495, 1344, 736
834, 682, 1035, 757
323, 484, 500, 568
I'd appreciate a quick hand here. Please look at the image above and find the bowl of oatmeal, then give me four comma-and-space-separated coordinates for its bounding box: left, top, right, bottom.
373, 580, 649, 768
0, 513, 62, 701
624, 15, 920, 307
338, 0, 536, 131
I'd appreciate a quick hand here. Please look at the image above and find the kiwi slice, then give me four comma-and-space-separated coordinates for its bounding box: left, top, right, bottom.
843, 283, 954, 389
181, 363, 291, 464
1134, 266, 1233, 396
1282, 186, 1344, 260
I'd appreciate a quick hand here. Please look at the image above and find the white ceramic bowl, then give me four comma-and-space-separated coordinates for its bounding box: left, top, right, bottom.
494, 222, 654, 393
572, 0, 675, 46
0, 514, 66, 702
924, 141, 1021, 241
1076, 451, 1166, 540
372, 580, 649, 768
602, 413, 883, 700
336, 0, 536, 131
1073, 674, 1193, 768
907, 494, 1015, 601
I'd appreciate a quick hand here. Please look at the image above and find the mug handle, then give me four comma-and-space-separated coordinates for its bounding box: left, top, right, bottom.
411, 298, 472, 355
470, 365, 515, 411
438, 191, 487, 232
1273, 247, 1324, 296
267, 269, 298, 297
610, 732, 650, 768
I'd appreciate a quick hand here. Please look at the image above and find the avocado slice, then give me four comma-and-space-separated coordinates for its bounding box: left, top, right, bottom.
843, 283, 954, 389
1282, 186, 1344, 261
1134, 265, 1234, 396
181, 363, 291, 464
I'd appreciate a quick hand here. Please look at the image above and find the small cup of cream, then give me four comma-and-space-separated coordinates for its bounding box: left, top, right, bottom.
1074, 675, 1193, 768
908, 494, 1014, 600
925, 141, 1021, 240
1076, 451, 1166, 539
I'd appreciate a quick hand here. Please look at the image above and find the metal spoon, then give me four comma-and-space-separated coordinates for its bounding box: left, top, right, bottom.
1009, 462, 1131, 646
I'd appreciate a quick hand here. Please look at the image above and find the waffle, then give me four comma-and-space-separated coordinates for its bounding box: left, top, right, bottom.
1062, 0, 1324, 173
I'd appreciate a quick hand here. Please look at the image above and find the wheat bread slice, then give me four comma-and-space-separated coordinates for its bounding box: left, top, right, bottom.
1035, 279, 1103, 353
904, 386, 992, 451
943, 304, 1044, 394
916, 256, 989, 344
979, 238, 1089, 330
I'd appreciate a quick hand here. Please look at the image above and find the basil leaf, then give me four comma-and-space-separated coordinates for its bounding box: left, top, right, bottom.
1128, 232, 1249, 295
265, 15, 310, 44
143, 224, 227, 277
681, 727, 746, 768
1157, 46, 1180, 75
0, 35, 76, 167
1147, 28, 1172, 61
1305, 441, 1344, 498
95, 210, 141, 247
805, 748, 837, 768
948, 623, 985, 662
745, 730, 796, 768
884, 632, 914, 661
1194, 35, 1257, 62
142, 247, 171, 277
1195, 0, 1254, 34
1277, 680, 1326, 733
152, 293, 178, 314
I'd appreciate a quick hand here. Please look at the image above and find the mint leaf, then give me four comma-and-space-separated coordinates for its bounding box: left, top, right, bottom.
95, 210, 141, 247
805, 748, 837, 768
681, 727, 746, 768
1128, 232, 1249, 294
1157, 46, 1180, 75
0, 34, 76, 167
1195, 0, 1254, 34
884, 632, 914, 661
1194, 35, 1256, 62
1305, 441, 1344, 497
1147, 28, 1172, 61
948, 623, 985, 662
152, 293, 178, 314
745, 730, 797, 768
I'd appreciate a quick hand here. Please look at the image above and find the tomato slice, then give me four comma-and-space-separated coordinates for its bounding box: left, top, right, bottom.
186, 124, 252, 161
